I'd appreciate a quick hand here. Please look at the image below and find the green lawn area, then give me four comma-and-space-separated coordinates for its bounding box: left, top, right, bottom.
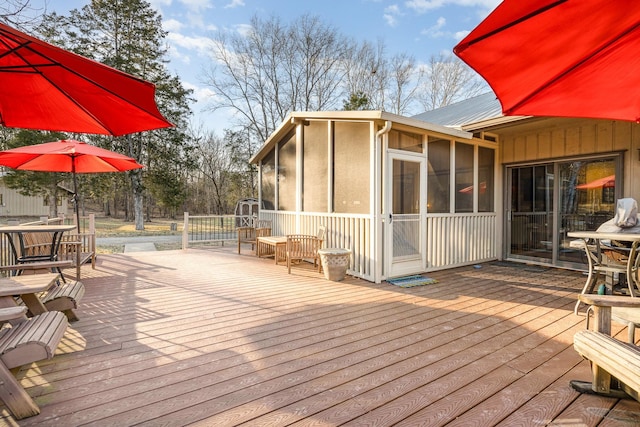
92, 216, 183, 237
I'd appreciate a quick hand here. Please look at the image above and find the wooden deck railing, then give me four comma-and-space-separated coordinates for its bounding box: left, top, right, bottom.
0, 214, 95, 278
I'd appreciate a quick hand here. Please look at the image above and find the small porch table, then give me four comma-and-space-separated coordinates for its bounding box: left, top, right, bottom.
256, 236, 287, 264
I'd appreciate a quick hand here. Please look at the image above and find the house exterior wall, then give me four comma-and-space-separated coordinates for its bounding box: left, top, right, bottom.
0, 183, 70, 218
498, 118, 640, 196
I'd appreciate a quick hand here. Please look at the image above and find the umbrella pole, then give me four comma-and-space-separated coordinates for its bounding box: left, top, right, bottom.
72, 162, 81, 233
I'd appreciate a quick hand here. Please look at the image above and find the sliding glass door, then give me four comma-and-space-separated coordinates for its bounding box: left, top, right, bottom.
506, 156, 621, 267
557, 159, 618, 266
507, 164, 554, 262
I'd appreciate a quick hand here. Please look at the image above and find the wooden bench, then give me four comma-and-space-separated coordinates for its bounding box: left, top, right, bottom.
7, 278, 85, 322
39, 280, 85, 322
573, 330, 640, 400
0, 306, 68, 420
571, 294, 640, 401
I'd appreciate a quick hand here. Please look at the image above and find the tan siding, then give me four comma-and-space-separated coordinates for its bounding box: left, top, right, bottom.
499, 118, 640, 162
501, 136, 515, 163
597, 121, 613, 151
631, 125, 640, 198
495, 117, 640, 206
525, 134, 537, 159
565, 126, 580, 155
513, 135, 526, 162
551, 129, 565, 158
580, 124, 596, 153
537, 131, 551, 159
614, 121, 632, 152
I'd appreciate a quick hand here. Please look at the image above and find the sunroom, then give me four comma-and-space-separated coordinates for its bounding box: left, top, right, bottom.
250, 111, 500, 283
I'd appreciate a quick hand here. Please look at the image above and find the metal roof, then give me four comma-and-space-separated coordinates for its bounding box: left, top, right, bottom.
412, 92, 502, 127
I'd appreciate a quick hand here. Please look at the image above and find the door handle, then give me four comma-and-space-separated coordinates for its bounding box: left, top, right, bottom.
389, 214, 393, 223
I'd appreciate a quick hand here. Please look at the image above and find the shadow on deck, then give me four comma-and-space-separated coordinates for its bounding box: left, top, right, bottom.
4, 247, 640, 426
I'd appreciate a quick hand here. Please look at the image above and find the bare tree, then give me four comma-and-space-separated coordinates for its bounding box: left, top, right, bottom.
342, 41, 424, 115
192, 130, 237, 215
204, 14, 351, 143
0, 0, 45, 27
343, 40, 387, 110
387, 52, 424, 115
420, 53, 487, 110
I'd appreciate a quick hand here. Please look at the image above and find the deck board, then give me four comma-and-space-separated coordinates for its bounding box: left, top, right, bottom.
2, 249, 639, 426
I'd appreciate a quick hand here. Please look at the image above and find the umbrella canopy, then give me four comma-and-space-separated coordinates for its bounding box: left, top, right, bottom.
0, 22, 173, 135
453, 0, 640, 122
0, 140, 143, 230
575, 175, 616, 190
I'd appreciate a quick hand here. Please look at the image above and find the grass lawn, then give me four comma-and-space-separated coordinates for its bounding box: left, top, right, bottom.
7, 215, 185, 254
94, 216, 183, 253
92, 216, 183, 237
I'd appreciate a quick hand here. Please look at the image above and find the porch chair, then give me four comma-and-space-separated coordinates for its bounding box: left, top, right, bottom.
572, 237, 639, 314
286, 234, 323, 274
237, 220, 272, 254
316, 225, 327, 245
58, 231, 97, 280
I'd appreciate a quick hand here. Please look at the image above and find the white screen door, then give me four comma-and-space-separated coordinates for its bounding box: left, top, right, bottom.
387, 153, 425, 277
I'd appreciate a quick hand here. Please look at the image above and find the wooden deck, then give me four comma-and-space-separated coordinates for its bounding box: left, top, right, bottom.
3, 247, 640, 426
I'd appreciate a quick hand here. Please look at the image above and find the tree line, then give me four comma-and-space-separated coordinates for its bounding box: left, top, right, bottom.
0, 0, 485, 227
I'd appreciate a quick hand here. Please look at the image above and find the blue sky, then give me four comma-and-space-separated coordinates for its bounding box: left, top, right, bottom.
51, 0, 500, 134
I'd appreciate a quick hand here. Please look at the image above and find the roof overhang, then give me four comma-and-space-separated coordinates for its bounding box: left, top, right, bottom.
250, 110, 473, 164
459, 114, 531, 132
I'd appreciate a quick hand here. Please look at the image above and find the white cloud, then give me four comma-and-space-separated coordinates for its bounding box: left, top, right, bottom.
386, 4, 401, 14
422, 16, 447, 37
167, 32, 215, 59
179, 0, 213, 12
454, 29, 470, 41
149, 0, 173, 8
183, 81, 216, 105
235, 23, 253, 37
225, 0, 245, 9
186, 11, 206, 28
405, 0, 443, 12
163, 19, 184, 32
384, 14, 398, 27
383, 4, 402, 27
405, 0, 500, 14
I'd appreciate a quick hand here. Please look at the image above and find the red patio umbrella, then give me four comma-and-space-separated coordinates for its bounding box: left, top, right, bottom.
0, 22, 173, 135
575, 175, 616, 190
0, 140, 143, 231
453, 0, 640, 122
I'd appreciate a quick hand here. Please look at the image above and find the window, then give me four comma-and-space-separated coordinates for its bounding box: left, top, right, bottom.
261, 150, 276, 210
388, 129, 423, 153
455, 142, 474, 213
333, 121, 370, 214
478, 146, 495, 212
427, 138, 450, 213
277, 132, 296, 211
303, 121, 328, 212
